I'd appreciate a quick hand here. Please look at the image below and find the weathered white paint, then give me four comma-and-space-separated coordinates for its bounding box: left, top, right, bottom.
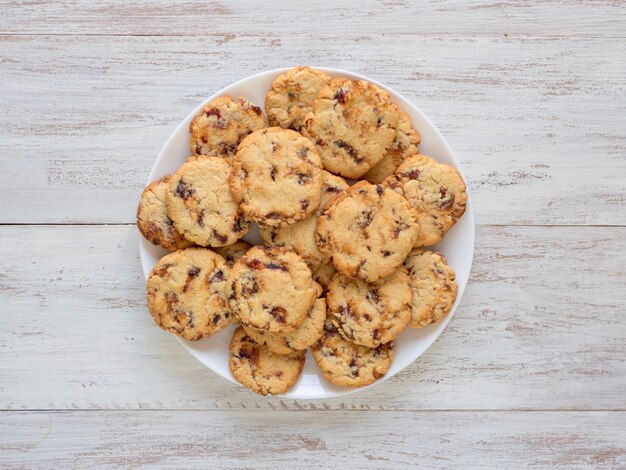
0, 34, 625, 224
0, 225, 623, 411
1, 411, 624, 469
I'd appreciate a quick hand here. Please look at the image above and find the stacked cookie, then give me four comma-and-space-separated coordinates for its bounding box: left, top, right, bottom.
138, 67, 467, 396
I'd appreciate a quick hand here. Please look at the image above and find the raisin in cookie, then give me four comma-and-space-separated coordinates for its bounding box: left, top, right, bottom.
303, 78, 400, 178
230, 127, 323, 227
327, 267, 412, 348
265, 66, 331, 131
363, 110, 420, 184
137, 175, 193, 251
316, 181, 418, 283
229, 327, 305, 395
243, 297, 326, 355
312, 320, 394, 387
260, 170, 348, 267
225, 246, 318, 333
386, 155, 467, 247
167, 156, 250, 247
214, 240, 252, 267
404, 249, 458, 328
189, 95, 266, 158
147, 247, 232, 341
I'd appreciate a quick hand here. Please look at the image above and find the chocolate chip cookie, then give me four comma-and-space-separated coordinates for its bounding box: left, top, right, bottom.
312, 319, 394, 387
137, 175, 193, 251
386, 155, 467, 247
404, 249, 458, 328
229, 326, 305, 395
166, 156, 250, 247
363, 110, 420, 183
260, 170, 348, 267
243, 297, 326, 355
265, 66, 331, 131
230, 127, 323, 227
304, 77, 400, 178
214, 240, 252, 267
316, 181, 418, 283
146, 247, 232, 341
189, 95, 266, 158
311, 261, 336, 292
225, 245, 318, 333
327, 267, 412, 348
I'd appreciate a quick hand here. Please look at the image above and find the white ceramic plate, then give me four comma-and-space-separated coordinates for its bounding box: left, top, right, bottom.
140, 67, 474, 399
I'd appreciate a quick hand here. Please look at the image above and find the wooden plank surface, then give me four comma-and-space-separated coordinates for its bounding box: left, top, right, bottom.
1, 411, 624, 469
1, 34, 625, 225
1, 0, 625, 37
1, 225, 623, 411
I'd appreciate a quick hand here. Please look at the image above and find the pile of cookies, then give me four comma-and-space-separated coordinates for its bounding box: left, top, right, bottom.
137, 67, 467, 396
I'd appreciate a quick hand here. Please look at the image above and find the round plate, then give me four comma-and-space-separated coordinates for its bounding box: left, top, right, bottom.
140, 67, 474, 399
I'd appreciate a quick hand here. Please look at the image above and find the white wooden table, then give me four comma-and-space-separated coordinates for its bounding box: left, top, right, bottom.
1, 1, 625, 468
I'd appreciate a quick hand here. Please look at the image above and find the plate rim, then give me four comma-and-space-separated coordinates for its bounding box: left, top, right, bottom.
140, 66, 475, 400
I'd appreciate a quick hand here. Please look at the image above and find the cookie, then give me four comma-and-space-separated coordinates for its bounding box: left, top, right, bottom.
316, 181, 418, 283
225, 246, 318, 333
166, 156, 250, 247
230, 127, 323, 227
243, 297, 326, 355
385, 155, 467, 247
146, 247, 232, 341
404, 249, 458, 328
303, 77, 400, 178
137, 175, 193, 251
260, 171, 348, 266
265, 66, 331, 131
229, 327, 305, 395
363, 110, 420, 184
327, 267, 412, 348
214, 240, 252, 267
312, 319, 394, 387
311, 261, 336, 292
189, 95, 266, 159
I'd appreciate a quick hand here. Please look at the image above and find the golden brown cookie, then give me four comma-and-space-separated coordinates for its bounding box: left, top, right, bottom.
243, 297, 326, 355
260, 170, 348, 267
316, 181, 418, 283
189, 95, 266, 158
137, 175, 193, 251
327, 267, 412, 348
214, 240, 252, 267
385, 155, 467, 247
265, 66, 331, 131
225, 246, 318, 333
311, 261, 336, 292
404, 249, 458, 328
166, 156, 250, 247
230, 127, 323, 227
363, 110, 420, 183
304, 77, 400, 178
229, 327, 305, 395
146, 247, 232, 341
312, 320, 394, 387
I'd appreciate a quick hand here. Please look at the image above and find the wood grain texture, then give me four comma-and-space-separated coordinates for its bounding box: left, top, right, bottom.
1, 0, 625, 37
0, 225, 623, 411
1, 411, 625, 469
0, 34, 625, 225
